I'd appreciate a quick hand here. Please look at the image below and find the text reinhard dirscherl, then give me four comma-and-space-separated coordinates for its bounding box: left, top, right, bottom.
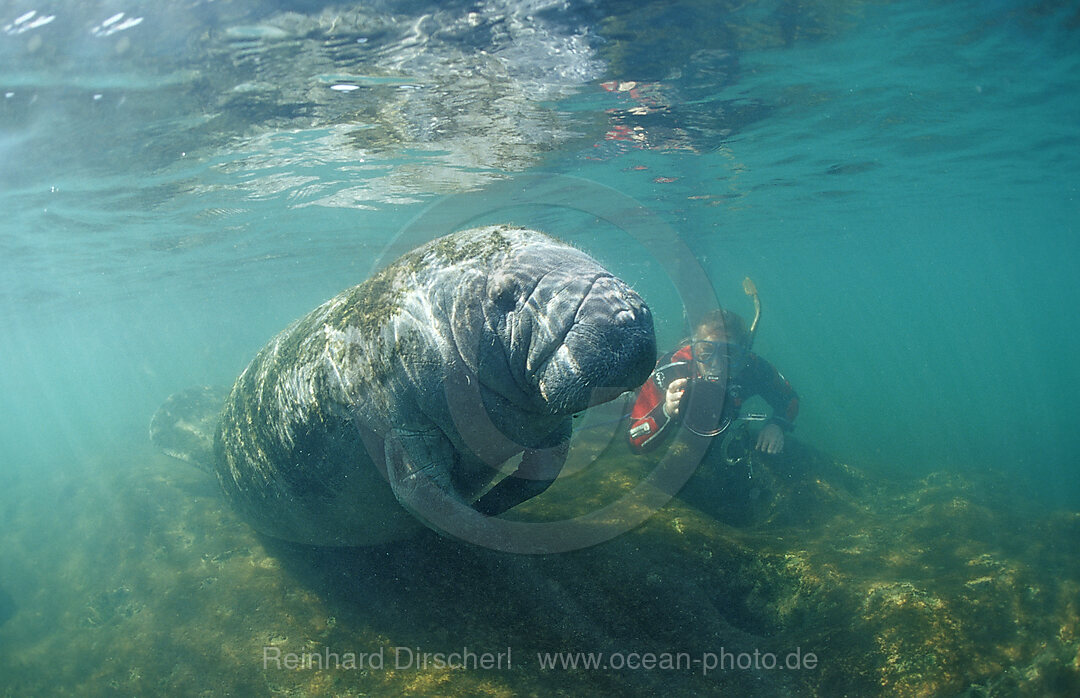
262, 646, 819, 676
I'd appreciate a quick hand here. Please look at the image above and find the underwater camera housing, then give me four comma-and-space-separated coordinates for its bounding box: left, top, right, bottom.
681, 276, 761, 439
682, 376, 730, 437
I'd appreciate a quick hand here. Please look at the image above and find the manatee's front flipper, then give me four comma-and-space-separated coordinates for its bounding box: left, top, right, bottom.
149, 386, 230, 472
385, 428, 510, 547
473, 440, 569, 516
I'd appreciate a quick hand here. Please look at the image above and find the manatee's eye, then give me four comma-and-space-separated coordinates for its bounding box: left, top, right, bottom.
489, 274, 519, 312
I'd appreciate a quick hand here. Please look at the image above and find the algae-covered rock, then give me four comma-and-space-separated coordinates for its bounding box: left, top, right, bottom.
4, 431, 1078, 696
437, 432, 1080, 696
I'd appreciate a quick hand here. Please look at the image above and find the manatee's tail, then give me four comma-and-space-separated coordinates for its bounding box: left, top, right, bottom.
149, 385, 230, 472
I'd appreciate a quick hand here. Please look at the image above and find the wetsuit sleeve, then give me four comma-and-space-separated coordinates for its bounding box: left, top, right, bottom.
742, 353, 799, 431
628, 354, 692, 453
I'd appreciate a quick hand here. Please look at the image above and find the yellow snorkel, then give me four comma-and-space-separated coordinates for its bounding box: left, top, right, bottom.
742, 276, 761, 351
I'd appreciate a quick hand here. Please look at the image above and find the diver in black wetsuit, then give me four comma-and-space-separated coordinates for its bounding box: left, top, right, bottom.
628, 281, 798, 455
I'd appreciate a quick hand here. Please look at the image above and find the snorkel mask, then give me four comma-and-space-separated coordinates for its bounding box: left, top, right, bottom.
690, 277, 761, 381
690, 339, 748, 380
682, 277, 763, 438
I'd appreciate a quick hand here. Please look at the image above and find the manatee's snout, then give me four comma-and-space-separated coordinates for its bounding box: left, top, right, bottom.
538, 275, 656, 414
575, 275, 656, 385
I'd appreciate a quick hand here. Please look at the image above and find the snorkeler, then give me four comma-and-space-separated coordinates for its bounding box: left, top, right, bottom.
627, 280, 798, 455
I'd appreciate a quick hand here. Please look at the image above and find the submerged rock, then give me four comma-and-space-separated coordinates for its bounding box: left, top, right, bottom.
239, 435, 1080, 696
4, 432, 1078, 695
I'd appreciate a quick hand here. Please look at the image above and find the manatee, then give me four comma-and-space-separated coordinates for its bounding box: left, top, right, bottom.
149, 385, 229, 470
152, 226, 656, 546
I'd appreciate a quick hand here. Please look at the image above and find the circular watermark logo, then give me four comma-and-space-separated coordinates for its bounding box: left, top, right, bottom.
373, 173, 729, 553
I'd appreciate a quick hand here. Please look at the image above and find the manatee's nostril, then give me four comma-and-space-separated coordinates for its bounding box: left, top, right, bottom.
615, 299, 653, 326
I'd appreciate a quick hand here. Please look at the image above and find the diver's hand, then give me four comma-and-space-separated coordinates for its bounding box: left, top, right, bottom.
664, 378, 689, 418
756, 423, 785, 454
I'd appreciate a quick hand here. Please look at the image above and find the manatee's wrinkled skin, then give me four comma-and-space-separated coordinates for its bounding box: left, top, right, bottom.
215, 226, 655, 546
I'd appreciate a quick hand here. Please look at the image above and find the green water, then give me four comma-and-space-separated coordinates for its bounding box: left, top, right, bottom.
1, 0, 1078, 695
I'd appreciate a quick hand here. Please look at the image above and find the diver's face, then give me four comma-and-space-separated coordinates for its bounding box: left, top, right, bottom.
690, 338, 747, 379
